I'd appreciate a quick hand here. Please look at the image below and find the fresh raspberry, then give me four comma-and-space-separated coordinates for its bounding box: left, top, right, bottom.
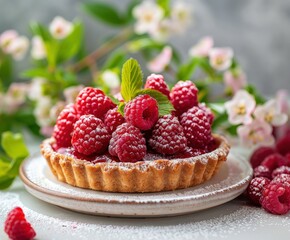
250, 146, 277, 169
75, 87, 115, 119
198, 103, 214, 125
276, 135, 290, 156
170, 81, 198, 116
180, 106, 212, 148
261, 153, 287, 171
253, 165, 272, 179
4, 207, 36, 240
272, 174, 290, 188
124, 94, 158, 131
247, 177, 271, 205
144, 74, 170, 98
149, 115, 187, 155
52, 104, 78, 148
109, 123, 146, 162
272, 166, 290, 178
72, 115, 111, 155
104, 107, 125, 134
260, 182, 290, 215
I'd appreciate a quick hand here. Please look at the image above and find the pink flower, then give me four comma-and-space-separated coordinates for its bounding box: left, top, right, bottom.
276, 90, 288, 115
147, 46, 172, 73
7, 36, 29, 60
224, 90, 256, 125
0, 30, 18, 53
189, 36, 214, 57
49, 17, 73, 39
31, 36, 46, 60
64, 85, 84, 104
40, 126, 54, 137
209, 47, 233, 71
254, 99, 288, 127
149, 19, 173, 42
223, 69, 247, 93
237, 120, 275, 147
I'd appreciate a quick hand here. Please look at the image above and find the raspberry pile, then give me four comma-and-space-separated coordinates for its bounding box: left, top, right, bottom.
51, 74, 214, 163
247, 132, 290, 215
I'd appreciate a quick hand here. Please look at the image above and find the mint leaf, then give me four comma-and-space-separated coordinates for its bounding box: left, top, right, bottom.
118, 102, 125, 116
135, 89, 175, 116
1, 132, 29, 161
0, 176, 14, 190
121, 58, 143, 102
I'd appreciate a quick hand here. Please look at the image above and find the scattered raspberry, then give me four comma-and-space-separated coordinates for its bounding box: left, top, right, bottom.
180, 106, 212, 148
276, 135, 290, 156
145, 74, 170, 98
272, 166, 290, 178
4, 207, 36, 240
75, 87, 115, 119
260, 182, 290, 215
261, 153, 287, 172
247, 177, 271, 205
104, 107, 125, 134
149, 115, 187, 155
124, 94, 159, 131
72, 115, 111, 155
53, 104, 78, 148
272, 174, 290, 188
253, 165, 272, 179
109, 123, 146, 162
170, 81, 198, 116
250, 146, 277, 169
198, 103, 214, 125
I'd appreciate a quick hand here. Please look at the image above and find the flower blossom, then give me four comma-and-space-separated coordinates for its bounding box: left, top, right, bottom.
133, 1, 164, 35
28, 78, 46, 101
150, 19, 173, 42
254, 99, 288, 127
147, 46, 172, 73
34, 96, 54, 128
171, 1, 192, 33
237, 119, 275, 147
209, 47, 233, 71
102, 70, 120, 92
189, 36, 214, 58
223, 68, 247, 93
224, 90, 256, 125
49, 16, 73, 39
31, 36, 46, 60
64, 85, 84, 104
6, 36, 29, 60
276, 90, 289, 115
0, 30, 18, 53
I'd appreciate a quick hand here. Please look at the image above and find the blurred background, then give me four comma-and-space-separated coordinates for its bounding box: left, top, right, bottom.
0, 0, 289, 95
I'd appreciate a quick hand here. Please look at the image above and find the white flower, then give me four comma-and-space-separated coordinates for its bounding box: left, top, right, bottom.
31, 36, 46, 59
28, 78, 46, 101
209, 47, 233, 71
237, 119, 275, 147
49, 101, 66, 121
7, 36, 29, 60
149, 19, 173, 42
254, 99, 288, 127
223, 68, 247, 93
133, 1, 164, 34
147, 46, 172, 73
224, 90, 256, 125
171, 1, 192, 33
49, 16, 73, 39
64, 85, 84, 103
5, 83, 29, 105
0, 30, 18, 53
102, 70, 120, 90
34, 97, 54, 127
189, 36, 214, 57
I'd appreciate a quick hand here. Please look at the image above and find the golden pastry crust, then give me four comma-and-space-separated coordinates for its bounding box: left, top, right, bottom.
41, 134, 230, 193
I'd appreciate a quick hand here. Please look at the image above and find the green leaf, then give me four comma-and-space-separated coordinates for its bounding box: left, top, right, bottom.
117, 102, 125, 116
21, 68, 52, 79
83, 2, 128, 26
177, 57, 199, 80
134, 89, 174, 116
0, 160, 10, 173
245, 84, 266, 105
207, 103, 225, 115
157, 0, 170, 16
121, 58, 143, 102
0, 55, 13, 91
58, 21, 83, 62
1, 132, 29, 160
30, 22, 52, 41
103, 50, 127, 69
0, 176, 14, 190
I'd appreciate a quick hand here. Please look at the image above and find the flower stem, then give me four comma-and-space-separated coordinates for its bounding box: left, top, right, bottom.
70, 28, 133, 73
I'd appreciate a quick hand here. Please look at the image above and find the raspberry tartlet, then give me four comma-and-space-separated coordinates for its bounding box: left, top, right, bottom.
41, 59, 230, 193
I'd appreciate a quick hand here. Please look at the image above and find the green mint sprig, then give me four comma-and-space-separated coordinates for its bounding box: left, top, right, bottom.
119, 58, 174, 116
0, 132, 29, 190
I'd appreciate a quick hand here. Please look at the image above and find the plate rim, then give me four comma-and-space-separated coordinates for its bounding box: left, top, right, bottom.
19, 153, 253, 205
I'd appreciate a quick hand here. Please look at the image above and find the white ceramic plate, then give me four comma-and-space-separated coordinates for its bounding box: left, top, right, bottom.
20, 150, 252, 217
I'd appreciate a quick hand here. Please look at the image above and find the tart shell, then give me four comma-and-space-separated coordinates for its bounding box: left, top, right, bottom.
41, 134, 230, 193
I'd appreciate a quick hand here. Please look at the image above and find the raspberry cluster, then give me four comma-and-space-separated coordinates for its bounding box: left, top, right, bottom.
51, 73, 214, 163
247, 133, 290, 215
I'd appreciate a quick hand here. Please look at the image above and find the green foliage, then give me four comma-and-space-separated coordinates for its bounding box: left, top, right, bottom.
0, 54, 13, 91
0, 132, 29, 189
177, 57, 199, 80
157, 0, 171, 16
121, 58, 143, 102
245, 84, 266, 105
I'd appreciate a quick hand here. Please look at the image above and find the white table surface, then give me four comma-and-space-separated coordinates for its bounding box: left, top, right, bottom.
0, 135, 290, 240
